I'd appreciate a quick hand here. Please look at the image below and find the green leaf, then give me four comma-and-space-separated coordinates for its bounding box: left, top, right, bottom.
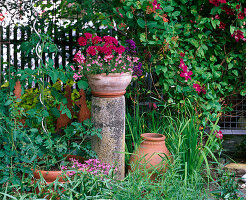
147, 21, 157, 29
137, 18, 145, 28
172, 11, 180, 17
228, 63, 233, 69
51, 107, 60, 118
240, 89, 246, 96
49, 44, 57, 53
232, 70, 238, 76
78, 80, 88, 90
230, 26, 236, 35
189, 39, 199, 48
126, 11, 133, 19
50, 71, 59, 83
163, 6, 174, 12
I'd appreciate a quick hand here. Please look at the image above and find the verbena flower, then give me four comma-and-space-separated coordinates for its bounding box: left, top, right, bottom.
133, 62, 143, 77
72, 33, 140, 79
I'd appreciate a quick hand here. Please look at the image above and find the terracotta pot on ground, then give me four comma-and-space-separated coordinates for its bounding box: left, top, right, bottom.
129, 133, 171, 180
87, 72, 132, 98
32, 154, 85, 184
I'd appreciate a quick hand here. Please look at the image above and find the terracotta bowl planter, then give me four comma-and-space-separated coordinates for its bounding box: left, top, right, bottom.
129, 133, 171, 179
87, 72, 132, 98
32, 154, 85, 184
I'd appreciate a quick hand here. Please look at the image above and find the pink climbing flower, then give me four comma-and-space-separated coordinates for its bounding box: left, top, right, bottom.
215, 130, 223, 139
193, 84, 202, 93
152, 0, 162, 11
180, 70, 193, 81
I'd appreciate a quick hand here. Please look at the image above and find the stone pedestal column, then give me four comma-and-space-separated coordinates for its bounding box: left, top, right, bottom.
91, 96, 125, 179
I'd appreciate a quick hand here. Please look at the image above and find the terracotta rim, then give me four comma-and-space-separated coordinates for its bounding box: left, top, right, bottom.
141, 133, 165, 141
91, 90, 126, 98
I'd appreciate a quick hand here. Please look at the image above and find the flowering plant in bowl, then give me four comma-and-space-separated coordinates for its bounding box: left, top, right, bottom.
71, 33, 142, 97
62, 158, 117, 178
71, 33, 140, 79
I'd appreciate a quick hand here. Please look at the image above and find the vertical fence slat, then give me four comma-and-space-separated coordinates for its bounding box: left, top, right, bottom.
62, 27, 66, 67
0, 26, 3, 87
14, 27, 17, 71
6, 26, 10, 82
69, 29, 73, 63
21, 26, 25, 69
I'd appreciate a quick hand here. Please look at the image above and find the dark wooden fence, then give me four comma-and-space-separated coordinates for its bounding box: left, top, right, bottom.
0, 25, 79, 84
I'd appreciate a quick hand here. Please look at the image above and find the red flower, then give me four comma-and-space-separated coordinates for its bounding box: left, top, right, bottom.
219, 21, 226, 29
236, 4, 240, 9
116, 46, 125, 54
92, 36, 102, 45
238, 12, 245, 20
201, 85, 206, 95
209, 0, 226, 6
231, 30, 245, 42
86, 46, 97, 56
103, 36, 118, 45
0, 13, 4, 22
222, 6, 234, 15
180, 52, 185, 57
193, 84, 202, 93
84, 33, 92, 39
78, 37, 87, 46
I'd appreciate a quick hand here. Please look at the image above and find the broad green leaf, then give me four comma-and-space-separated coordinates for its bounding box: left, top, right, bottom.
172, 11, 180, 17
228, 63, 233, 69
137, 18, 145, 28
232, 70, 238, 76
163, 6, 174, 12
78, 80, 88, 90
126, 11, 133, 19
147, 21, 157, 28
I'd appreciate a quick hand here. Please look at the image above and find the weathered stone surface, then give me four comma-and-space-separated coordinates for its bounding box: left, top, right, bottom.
91, 96, 125, 179
225, 163, 246, 175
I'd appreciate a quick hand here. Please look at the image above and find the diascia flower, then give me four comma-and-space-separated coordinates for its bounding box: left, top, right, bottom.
71, 33, 140, 79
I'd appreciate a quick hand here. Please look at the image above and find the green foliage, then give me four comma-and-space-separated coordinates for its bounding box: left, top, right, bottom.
211, 165, 246, 199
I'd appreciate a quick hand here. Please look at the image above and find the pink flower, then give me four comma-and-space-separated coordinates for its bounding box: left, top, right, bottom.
193, 84, 202, 93
238, 12, 245, 20
78, 37, 87, 46
215, 130, 223, 139
180, 52, 185, 57
84, 33, 92, 39
180, 70, 193, 81
215, 14, 220, 19
70, 65, 75, 71
236, 4, 240, 9
73, 51, 86, 64
152, 0, 162, 11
